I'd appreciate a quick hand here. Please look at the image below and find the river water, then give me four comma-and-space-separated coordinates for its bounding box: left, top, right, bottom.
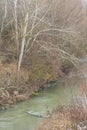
0, 81, 80, 130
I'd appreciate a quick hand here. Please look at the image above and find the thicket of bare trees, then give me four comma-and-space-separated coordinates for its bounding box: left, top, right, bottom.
0, 0, 87, 70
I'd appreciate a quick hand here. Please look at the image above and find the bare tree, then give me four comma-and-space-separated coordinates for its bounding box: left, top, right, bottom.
0, 0, 87, 72
0, 0, 7, 36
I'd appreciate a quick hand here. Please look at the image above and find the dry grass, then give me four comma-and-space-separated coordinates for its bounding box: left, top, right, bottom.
37, 97, 87, 130
38, 111, 72, 130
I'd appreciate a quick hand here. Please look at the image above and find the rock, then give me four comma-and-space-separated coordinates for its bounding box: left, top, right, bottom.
27, 111, 49, 118
77, 121, 87, 130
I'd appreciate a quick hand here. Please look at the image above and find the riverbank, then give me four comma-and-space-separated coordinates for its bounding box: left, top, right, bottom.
0, 56, 63, 110
37, 96, 87, 130
0, 38, 75, 109
0, 54, 79, 110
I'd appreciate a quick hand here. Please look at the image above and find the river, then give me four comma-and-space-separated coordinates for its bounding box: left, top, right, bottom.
0, 81, 80, 130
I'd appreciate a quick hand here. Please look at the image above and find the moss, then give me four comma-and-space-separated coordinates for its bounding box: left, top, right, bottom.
0, 103, 9, 110
32, 91, 40, 96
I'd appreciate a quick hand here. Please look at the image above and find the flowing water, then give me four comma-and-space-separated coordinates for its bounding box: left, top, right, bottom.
0, 81, 80, 130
